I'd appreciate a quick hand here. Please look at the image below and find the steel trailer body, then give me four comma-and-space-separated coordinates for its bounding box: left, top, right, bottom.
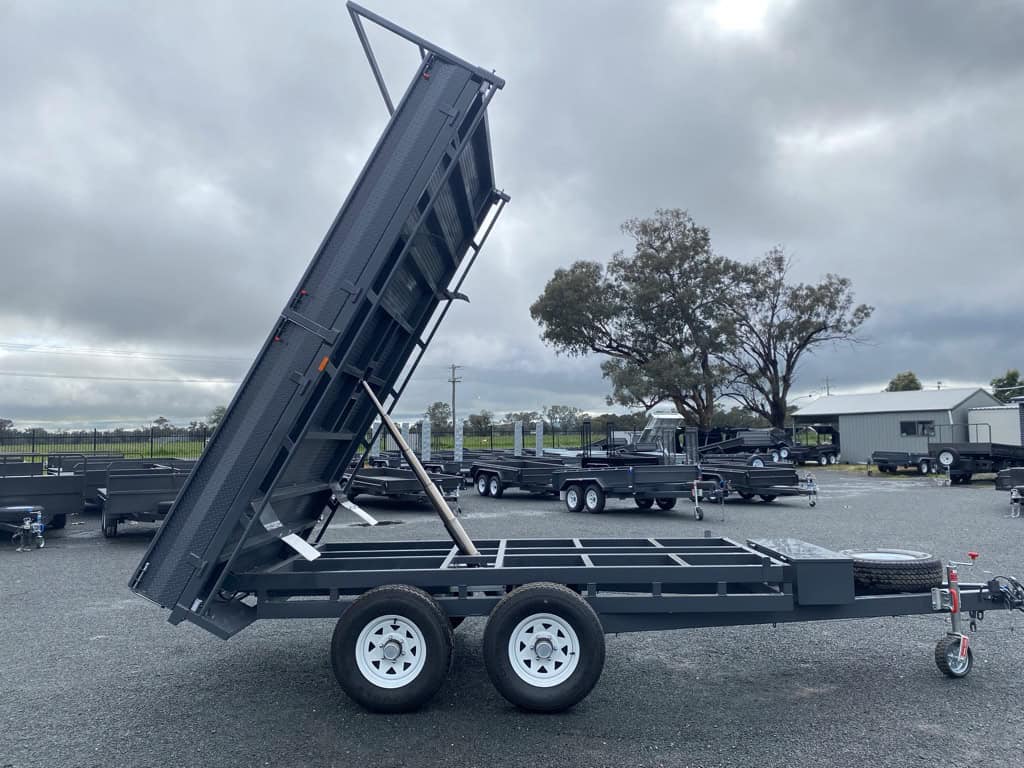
470, 455, 571, 496
343, 466, 461, 500
930, 441, 1024, 482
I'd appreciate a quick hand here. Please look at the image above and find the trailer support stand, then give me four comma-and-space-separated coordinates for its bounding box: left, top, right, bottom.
361, 381, 479, 556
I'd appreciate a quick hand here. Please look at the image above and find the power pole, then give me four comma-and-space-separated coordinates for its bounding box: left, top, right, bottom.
448, 364, 463, 430
823, 377, 831, 396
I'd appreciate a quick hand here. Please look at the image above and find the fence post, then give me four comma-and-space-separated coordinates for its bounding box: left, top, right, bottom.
369, 422, 381, 459
421, 420, 431, 462
149, 427, 155, 458
514, 421, 523, 457
31, 428, 36, 454
535, 420, 544, 457
489, 425, 494, 451
454, 420, 463, 463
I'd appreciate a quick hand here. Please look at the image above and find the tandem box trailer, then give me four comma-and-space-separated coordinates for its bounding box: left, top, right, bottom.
130, 4, 1024, 715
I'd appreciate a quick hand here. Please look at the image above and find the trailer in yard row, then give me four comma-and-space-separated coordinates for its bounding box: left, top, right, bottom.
871, 450, 935, 475
128, 3, 1024, 716
470, 455, 570, 497
550, 464, 719, 519
699, 463, 817, 506
930, 441, 1024, 484
97, 461, 196, 538
343, 466, 461, 502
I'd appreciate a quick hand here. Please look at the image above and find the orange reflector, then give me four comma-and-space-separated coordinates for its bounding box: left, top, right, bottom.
318, 356, 329, 372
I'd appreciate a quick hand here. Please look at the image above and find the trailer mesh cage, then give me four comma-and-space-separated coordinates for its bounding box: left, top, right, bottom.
132, 6, 507, 636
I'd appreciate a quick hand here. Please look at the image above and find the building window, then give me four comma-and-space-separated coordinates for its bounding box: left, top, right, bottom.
900, 420, 935, 437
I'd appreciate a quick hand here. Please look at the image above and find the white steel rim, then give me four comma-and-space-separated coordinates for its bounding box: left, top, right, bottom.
829, 454, 838, 465
566, 489, 579, 508
489, 476, 500, 495
938, 451, 955, 467
585, 488, 600, 509
508, 612, 580, 687
771, 451, 780, 463
355, 614, 427, 689
751, 458, 765, 468
780, 448, 789, 459
477, 475, 488, 494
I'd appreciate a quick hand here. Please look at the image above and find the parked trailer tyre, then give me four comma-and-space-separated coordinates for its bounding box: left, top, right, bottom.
583, 485, 606, 514
818, 455, 828, 466
655, 498, 676, 511
564, 484, 584, 513
488, 474, 504, 499
738, 492, 755, 501
934, 635, 973, 678
483, 583, 605, 712
49, 514, 67, 529
330, 585, 453, 713
750, 457, 766, 468
827, 454, 838, 465
635, 497, 654, 510
840, 549, 944, 594
693, 506, 704, 521
101, 508, 118, 539
759, 495, 777, 503
918, 460, 931, 475
770, 450, 781, 463
476, 474, 490, 497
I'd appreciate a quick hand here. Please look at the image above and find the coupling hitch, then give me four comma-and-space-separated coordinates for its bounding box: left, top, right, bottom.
13, 510, 45, 551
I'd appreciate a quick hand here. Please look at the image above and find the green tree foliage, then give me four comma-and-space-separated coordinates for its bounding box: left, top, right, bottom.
0, 418, 12, 432
542, 405, 581, 430
208, 405, 227, 428
712, 406, 770, 429
504, 410, 542, 425
466, 410, 494, 430
425, 401, 452, 429
886, 371, 923, 391
531, 210, 872, 429
721, 249, 873, 426
990, 369, 1023, 403
530, 209, 740, 429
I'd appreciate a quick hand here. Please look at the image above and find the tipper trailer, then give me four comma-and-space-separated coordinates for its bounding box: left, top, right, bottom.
130, 3, 1024, 715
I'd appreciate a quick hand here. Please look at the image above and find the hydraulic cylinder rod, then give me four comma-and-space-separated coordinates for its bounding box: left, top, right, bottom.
361, 381, 479, 556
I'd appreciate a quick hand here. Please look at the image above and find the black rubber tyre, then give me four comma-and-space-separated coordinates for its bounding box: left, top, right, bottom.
49, 513, 67, 530
655, 497, 676, 511
564, 484, 584, 513
635, 497, 654, 510
693, 505, 704, 521
331, 585, 453, 713
449, 616, 465, 631
841, 548, 944, 594
583, 484, 605, 514
483, 583, 605, 712
759, 495, 777, 503
936, 448, 960, 471
934, 635, 973, 678
475, 473, 490, 497
918, 460, 930, 475
770, 451, 781, 463
488, 474, 504, 499
749, 457, 766, 468
101, 507, 118, 539
738, 492, 755, 501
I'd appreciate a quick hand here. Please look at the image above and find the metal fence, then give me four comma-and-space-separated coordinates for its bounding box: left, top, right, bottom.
0, 427, 211, 460
378, 425, 588, 453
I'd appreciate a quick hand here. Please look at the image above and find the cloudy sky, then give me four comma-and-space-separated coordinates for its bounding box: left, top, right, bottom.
1, 0, 1022, 428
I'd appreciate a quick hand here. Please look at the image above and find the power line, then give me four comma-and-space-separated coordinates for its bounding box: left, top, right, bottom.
0, 370, 240, 385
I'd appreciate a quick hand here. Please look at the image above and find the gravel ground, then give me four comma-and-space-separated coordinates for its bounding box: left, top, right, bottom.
2, 469, 1023, 768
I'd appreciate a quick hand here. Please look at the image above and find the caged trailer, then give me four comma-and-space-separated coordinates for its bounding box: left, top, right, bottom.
130, 4, 1024, 715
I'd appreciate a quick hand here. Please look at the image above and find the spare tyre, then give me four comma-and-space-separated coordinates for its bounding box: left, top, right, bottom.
840, 548, 944, 594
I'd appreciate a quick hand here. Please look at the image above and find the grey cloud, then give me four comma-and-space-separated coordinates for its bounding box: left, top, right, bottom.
1, 0, 1022, 427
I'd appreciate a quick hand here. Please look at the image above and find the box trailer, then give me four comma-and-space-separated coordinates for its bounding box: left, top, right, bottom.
129, 3, 1024, 715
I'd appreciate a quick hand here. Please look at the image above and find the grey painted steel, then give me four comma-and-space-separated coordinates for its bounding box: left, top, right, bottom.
513, 421, 523, 457
535, 420, 544, 457
131, 18, 505, 633
421, 420, 431, 462
99, 465, 192, 525
469, 455, 570, 495
995, 467, 1024, 491
343, 467, 461, 499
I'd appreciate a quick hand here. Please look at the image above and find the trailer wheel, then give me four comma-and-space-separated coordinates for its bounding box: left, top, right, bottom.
49, 514, 67, 529
331, 585, 453, 713
583, 485, 605, 514
693, 506, 704, 521
818, 455, 828, 466
759, 495, 777, 503
483, 583, 605, 712
635, 497, 654, 510
564, 484, 584, 513
937, 449, 959, 470
771, 450, 781, 463
840, 548, 944, 594
918, 460, 931, 475
779, 447, 790, 459
738, 492, 755, 501
750, 457, 765, 468
101, 508, 118, 538
934, 635, 973, 678
488, 475, 504, 499
655, 497, 676, 510
827, 454, 838, 465
476, 474, 490, 496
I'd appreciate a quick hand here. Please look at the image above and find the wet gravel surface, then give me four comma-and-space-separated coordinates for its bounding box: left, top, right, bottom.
2, 470, 1023, 768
